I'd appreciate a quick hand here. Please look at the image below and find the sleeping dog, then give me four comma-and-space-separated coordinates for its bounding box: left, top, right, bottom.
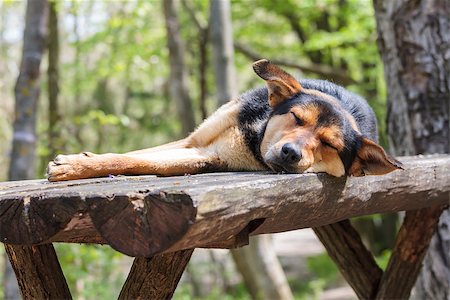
47, 59, 402, 181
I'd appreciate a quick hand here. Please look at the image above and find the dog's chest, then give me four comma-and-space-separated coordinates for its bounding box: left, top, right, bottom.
206, 126, 266, 171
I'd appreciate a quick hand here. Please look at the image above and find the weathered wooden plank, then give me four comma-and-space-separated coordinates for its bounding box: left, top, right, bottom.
0, 155, 449, 257
118, 249, 194, 300
313, 220, 383, 299
375, 205, 447, 299
5, 244, 72, 299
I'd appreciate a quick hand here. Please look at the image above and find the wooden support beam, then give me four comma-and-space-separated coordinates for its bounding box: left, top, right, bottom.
4, 244, 71, 299
118, 249, 194, 300
313, 220, 382, 299
0, 155, 449, 257
375, 205, 447, 299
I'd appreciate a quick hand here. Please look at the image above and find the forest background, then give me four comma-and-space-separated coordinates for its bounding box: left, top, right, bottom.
0, 0, 424, 299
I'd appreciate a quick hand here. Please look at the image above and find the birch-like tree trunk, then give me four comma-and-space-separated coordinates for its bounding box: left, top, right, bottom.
374, 1, 450, 299
163, 0, 196, 136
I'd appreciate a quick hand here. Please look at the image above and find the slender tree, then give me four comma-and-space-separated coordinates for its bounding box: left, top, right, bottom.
374, 0, 449, 299
163, 0, 196, 136
47, 0, 62, 161
182, 0, 210, 120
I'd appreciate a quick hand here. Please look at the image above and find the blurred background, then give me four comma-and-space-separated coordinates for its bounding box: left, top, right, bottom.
0, 0, 397, 299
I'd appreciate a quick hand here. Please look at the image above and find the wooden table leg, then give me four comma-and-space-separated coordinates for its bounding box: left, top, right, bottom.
313, 220, 382, 299
4, 243, 72, 299
375, 205, 446, 299
314, 205, 446, 300
119, 249, 194, 300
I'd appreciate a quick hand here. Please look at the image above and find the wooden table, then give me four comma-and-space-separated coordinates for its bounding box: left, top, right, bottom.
1, 155, 449, 299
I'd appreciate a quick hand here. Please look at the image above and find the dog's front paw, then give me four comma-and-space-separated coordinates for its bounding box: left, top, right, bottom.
46, 152, 96, 181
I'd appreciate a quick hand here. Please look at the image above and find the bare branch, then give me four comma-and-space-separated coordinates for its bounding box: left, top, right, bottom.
234, 42, 356, 85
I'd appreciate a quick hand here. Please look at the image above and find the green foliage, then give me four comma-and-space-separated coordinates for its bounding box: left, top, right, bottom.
55, 244, 127, 299
305, 254, 340, 297
375, 250, 392, 271
232, 0, 388, 146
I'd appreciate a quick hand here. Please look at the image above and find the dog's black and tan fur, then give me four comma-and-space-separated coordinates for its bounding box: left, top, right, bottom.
47, 60, 402, 181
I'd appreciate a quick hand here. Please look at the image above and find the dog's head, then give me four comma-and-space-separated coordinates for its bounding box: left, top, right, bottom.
253, 59, 402, 177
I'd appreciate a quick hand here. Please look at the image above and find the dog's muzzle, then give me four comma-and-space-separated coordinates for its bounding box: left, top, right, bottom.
265, 143, 302, 173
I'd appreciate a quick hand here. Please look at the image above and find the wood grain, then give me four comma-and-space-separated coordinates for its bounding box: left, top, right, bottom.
0, 155, 449, 257
5, 244, 72, 299
375, 205, 447, 299
118, 249, 194, 300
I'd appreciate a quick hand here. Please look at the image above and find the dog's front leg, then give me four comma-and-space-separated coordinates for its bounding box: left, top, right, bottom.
46, 148, 222, 181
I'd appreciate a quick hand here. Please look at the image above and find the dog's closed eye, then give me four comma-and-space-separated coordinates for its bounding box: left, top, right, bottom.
290, 112, 304, 126
321, 140, 338, 151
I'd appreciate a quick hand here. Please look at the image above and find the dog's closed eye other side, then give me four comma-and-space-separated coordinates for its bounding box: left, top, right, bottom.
47, 59, 403, 182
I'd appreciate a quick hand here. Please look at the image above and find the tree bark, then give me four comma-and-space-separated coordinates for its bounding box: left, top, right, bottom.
374, 0, 450, 298
374, 0, 449, 156
163, 0, 196, 136
209, 0, 238, 106
47, 0, 62, 162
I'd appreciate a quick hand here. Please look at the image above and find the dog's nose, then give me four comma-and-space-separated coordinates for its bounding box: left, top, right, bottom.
280, 143, 301, 163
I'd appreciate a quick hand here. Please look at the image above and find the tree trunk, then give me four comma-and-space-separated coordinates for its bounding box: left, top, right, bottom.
374, 0, 450, 298
163, 0, 196, 136
47, 0, 62, 162
374, 0, 449, 156
181, 0, 210, 120
209, 0, 238, 105
9, 0, 48, 181
231, 236, 293, 300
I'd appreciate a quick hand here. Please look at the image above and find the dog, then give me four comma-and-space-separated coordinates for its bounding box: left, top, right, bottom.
47, 59, 402, 181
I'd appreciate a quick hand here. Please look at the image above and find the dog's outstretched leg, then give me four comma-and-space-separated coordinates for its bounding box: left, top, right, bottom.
46, 147, 222, 181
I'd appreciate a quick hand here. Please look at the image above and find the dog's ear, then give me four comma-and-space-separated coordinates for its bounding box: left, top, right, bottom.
349, 137, 403, 176
253, 59, 302, 107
